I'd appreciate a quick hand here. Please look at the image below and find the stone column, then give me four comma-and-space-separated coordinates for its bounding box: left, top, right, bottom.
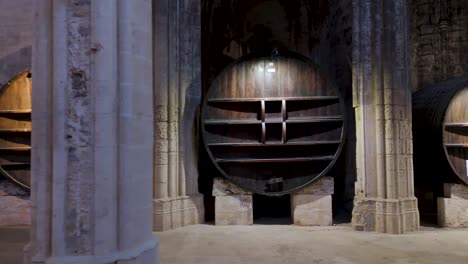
153, 0, 204, 231
24, 1, 159, 263
351, 0, 420, 234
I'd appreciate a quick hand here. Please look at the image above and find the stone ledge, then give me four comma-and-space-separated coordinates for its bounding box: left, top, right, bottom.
212, 177, 252, 196
443, 183, 468, 200
294, 177, 334, 195
153, 195, 204, 231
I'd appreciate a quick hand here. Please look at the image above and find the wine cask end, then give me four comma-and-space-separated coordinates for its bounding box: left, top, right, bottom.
413, 76, 468, 187
201, 52, 345, 196
0, 70, 32, 191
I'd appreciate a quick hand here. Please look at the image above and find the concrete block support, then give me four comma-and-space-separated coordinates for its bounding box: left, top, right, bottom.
438, 184, 468, 228
291, 177, 334, 226
215, 196, 253, 225
292, 195, 332, 226
213, 178, 253, 225
24, 1, 159, 263
351, 0, 419, 233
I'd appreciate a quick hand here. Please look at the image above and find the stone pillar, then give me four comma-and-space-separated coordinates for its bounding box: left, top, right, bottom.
291, 177, 334, 226
351, 0, 420, 234
212, 178, 253, 225
153, 0, 204, 231
24, 1, 158, 263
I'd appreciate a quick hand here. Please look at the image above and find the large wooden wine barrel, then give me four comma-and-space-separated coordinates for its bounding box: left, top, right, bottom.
413, 76, 468, 187
201, 51, 345, 196
0, 70, 32, 190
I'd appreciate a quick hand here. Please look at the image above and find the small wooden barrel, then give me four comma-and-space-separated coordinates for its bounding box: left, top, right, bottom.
413, 76, 468, 186
0, 70, 32, 190
201, 51, 345, 196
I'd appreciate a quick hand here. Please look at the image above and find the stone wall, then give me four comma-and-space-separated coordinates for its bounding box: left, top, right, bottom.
0, 0, 33, 86
0, 0, 33, 226
410, 0, 468, 91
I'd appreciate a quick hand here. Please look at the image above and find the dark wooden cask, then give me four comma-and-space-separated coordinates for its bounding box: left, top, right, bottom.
0, 70, 31, 190
413, 76, 468, 188
201, 52, 345, 196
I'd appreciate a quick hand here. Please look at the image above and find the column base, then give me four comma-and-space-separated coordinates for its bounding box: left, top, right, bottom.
437, 183, 468, 228
291, 177, 334, 226
24, 237, 159, 264
352, 196, 420, 234
153, 194, 204, 231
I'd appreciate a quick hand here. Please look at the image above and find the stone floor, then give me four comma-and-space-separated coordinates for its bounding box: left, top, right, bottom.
0, 226, 28, 264
1, 224, 468, 264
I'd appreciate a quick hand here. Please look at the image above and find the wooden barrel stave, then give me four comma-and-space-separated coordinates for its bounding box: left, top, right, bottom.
0, 70, 32, 190
413, 76, 468, 187
443, 86, 468, 183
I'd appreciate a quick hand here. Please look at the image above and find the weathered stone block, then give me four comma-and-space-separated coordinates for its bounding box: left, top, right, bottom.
212, 177, 252, 196
291, 195, 332, 226
294, 177, 334, 195
437, 197, 468, 228
290, 177, 334, 226
215, 195, 253, 225
443, 183, 468, 200
438, 184, 468, 228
